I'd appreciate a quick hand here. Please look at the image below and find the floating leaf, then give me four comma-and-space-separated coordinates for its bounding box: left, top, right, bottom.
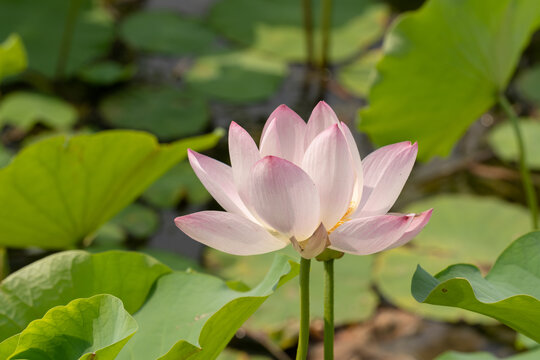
0, 250, 170, 342
117, 254, 299, 360
0, 33, 26, 82
488, 119, 540, 169
185, 50, 287, 103
209, 0, 388, 63
0, 91, 77, 131
360, 0, 540, 160
141, 248, 203, 272
337, 50, 380, 97
435, 348, 540, 360
375, 194, 531, 322
413, 231, 540, 343
0, 0, 114, 77
205, 246, 376, 342
142, 161, 210, 208
78, 61, 134, 85
120, 10, 218, 55
110, 203, 159, 239
100, 87, 209, 140
6, 294, 137, 360
0, 129, 221, 248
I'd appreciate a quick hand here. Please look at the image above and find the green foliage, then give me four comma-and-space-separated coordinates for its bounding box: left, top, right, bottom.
412, 231, 540, 342
360, 0, 540, 160
120, 10, 218, 55
435, 348, 540, 360
78, 61, 134, 85
516, 65, 540, 106
0, 92, 77, 132
337, 50, 380, 97
5, 295, 137, 360
0, 144, 12, 167
488, 119, 540, 169
100, 87, 209, 140
0, 130, 221, 248
116, 254, 299, 360
0, 34, 26, 82
185, 51, 287, 103
0, 251, 170, 342
375, 194, 531, 322
110, 203, 159, 240
0, 0, 114, 77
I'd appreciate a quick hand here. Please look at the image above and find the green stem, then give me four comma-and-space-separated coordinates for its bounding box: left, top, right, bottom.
323, 259, 334, 360
296, 257, 311, 360
499, 95, 539, 229
321, 0, 332, 70
302, 0, 314, 67
56, 0, 83, 79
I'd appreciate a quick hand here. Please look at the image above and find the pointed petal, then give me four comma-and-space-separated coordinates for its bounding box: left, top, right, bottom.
329, 214, 414, 255
247, 156, 321, 240
305, 101, 339, 148
387, 209, 433, 250
291, 223, 329, 259
188, 150, 254, 219
339, 122, 364, 207
174, 211, 287, 256
228, 121, 261, 194
354, 142, 418, 218
302, 124, 355, 230
260, 105, 306, 165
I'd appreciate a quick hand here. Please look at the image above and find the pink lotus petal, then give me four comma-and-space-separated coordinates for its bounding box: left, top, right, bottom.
329, 214, 414, 255
247, 156, 321, 240
305, 101, 339, 148
188, 150, 254, 220
260, 105, 306, 165
386, 209, 433, 250
354, 142, 418, 218
228, 121, 261, 197
291, 223, 329, 259
302, 124, 356, 230
339, 122, 364, 207
174, 211, 287, 255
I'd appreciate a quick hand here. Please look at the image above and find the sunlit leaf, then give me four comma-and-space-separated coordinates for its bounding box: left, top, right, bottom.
375, 194, 531, 322
5, 295, 137, 360
360, 0, 540, 160
0, 130, 221, 248
337, 50, 380, 97
100, 87, 209, 140
0, 91, 77, 132
488, 119, 540, 169
0, 33, 26, 82
412, 231, 540, 343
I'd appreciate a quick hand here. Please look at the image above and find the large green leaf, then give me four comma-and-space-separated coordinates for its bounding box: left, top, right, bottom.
0, 129, 221, 248
205, 247, 376, 345
100, 87, 209, 140
412, 231, 540, 342
436, 348, 540, 360
0, 0, 114, 77
117, 254, 299, 360
0, 250, 169, 342
0, 92, 77, 132
488, 119, 540, 169
209, 0, 388, 63
375, 194, 531, 322
360, 0, 540, 160
120, 11, 218, 55
0, 34, 26, 82
5, 294, 137, 360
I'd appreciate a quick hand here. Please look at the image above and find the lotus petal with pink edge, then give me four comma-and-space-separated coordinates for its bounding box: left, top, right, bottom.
228, 121, 261, 194
305, 101, 339, 147
247, 156, 321, 240
174, 211, 287, 255
302, 124, 355, 229
354, 142, 418, 218
386, 209, 433, 250
329, 214, 414, 255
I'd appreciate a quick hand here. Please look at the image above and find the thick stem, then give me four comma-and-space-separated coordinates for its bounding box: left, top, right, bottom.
302, 0, 315, 67
499, 95, 539, 229
296, 257, 311, 360
321, 0, 332, 70
56, 0, 82, 79
323, 259, 334, 360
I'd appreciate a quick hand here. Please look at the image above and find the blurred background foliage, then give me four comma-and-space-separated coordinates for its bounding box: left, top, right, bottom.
2, 0, 540, 358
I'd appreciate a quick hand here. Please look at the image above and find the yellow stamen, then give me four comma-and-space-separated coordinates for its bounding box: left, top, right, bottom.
328, 202, 356, 234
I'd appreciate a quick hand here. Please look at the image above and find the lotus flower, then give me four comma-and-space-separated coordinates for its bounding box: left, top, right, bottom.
175, 102, 432, 258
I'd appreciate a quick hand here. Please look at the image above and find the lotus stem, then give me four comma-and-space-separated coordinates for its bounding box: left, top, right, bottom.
302, 0, 315, 67
56, 0, 82, 79
296, 257, 311, 360
499, 95, 539, 229
323, 259, 334, 360
321, 0, 332, 70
